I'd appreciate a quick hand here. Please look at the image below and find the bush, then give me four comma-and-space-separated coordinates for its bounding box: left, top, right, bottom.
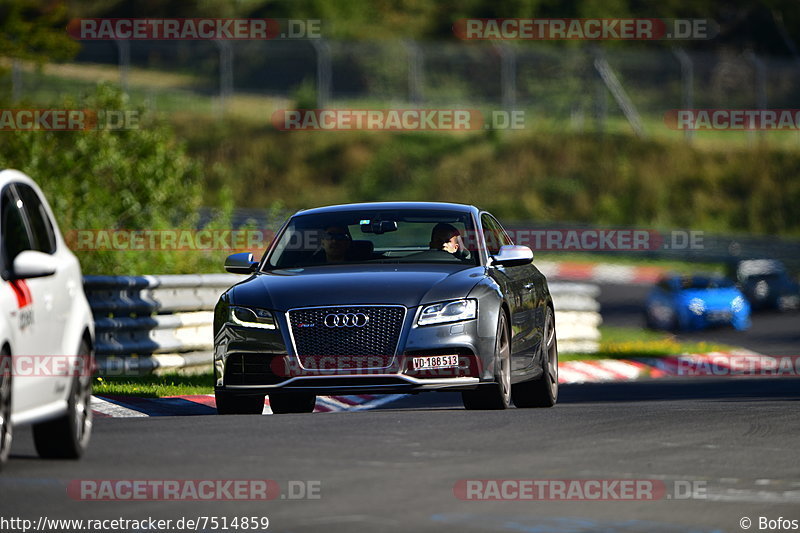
176, 118, 800, 238
0, 84, 236, 274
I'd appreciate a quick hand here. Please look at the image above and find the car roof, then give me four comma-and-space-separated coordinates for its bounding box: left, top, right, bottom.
0, 169, 38, 189
292, 202, 481, 217
661, 273, 735, 285
737, 259, 785, 276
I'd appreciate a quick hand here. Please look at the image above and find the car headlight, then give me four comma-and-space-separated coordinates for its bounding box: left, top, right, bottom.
688, 298, 706, 316
417, 299, 477, 326
229, 305, 277, 329
731, 295, 746, 313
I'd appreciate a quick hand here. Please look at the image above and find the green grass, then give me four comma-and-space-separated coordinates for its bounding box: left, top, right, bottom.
94, 371, 214, 398
559, 325, 735, 361
13, 60, 800, 149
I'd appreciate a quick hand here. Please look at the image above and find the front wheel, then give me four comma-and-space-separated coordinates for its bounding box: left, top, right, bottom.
33, 343, 93, 459
269, 393, 316, 414
512, 306, 558, 408
0, 350, 13, 468
462, 312, 511, 410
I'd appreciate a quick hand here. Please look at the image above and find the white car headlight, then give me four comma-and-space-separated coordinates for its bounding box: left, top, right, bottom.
731, 295, 745, 313
417, 299, 477, 326
229, 305, 277, 329
688, 298, 706, 316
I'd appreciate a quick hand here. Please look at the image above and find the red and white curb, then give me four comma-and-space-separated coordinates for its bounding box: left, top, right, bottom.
537, 261, 665, 285
557, 350, 779, 384
558, 359, 650, 384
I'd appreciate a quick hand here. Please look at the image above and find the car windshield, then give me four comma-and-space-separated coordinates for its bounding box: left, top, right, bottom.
680, 276, 735, 289
264, 209, 480, 269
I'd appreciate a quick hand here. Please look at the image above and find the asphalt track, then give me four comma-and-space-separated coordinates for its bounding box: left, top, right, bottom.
597, 283, 800, 356
2, 378, 799, 533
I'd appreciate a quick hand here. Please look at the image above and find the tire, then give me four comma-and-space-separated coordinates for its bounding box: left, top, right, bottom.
268, 393, 316, 414
644, 307, 656, 329
511, 306, 558, 408
462, 312, 511, 410
215, 391, 265, 415
33, 342, 93, 459
0, 350, 12, 468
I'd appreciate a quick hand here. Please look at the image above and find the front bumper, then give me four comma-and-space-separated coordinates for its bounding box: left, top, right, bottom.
214, 306, 494, 395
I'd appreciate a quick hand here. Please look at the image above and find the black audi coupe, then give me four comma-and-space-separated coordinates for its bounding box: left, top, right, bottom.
213, 202, 558, 413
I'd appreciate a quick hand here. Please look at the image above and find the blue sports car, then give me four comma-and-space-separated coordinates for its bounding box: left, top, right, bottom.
644, 274, 751, 332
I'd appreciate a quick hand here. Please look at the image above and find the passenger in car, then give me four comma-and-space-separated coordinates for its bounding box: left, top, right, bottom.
429, 223, 471, 260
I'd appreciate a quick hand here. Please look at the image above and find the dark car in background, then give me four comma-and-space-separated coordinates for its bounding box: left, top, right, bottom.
644, 274, 751, 332
213, 202, 558, 414
729, 259, 800, 312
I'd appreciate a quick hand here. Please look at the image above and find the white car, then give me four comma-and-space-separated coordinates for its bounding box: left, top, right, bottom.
0, 169, 94, 468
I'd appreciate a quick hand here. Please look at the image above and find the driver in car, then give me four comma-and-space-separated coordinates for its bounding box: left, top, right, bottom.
318, 225, 353, 263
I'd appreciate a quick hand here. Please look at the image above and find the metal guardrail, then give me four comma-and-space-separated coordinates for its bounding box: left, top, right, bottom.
85, 275, 602, 374
550, 282, 602, 354
85, 274, 242, 374
85, 274, 242, 314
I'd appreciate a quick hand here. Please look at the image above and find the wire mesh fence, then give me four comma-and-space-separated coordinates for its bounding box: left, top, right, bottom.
7, 40, 800, 138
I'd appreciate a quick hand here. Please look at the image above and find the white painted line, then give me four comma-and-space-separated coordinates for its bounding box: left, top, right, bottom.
350, 394, 406, 410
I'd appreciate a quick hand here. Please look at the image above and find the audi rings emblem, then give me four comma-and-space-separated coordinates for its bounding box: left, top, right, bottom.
324, 313, 370, 328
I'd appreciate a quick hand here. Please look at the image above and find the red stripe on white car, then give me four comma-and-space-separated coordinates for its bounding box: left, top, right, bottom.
8, 279, 32, 308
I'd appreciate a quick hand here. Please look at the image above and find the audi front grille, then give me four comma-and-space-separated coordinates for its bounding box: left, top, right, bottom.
287, 305, 406, 368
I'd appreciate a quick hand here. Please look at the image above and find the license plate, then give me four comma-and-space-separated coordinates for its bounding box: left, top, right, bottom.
412, 355, 459, 370
707, 311, 732, 322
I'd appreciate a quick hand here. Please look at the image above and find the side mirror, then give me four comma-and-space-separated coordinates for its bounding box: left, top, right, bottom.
224, 252, 258, 274
491, 245, 533, 268
12, 250, 57, 279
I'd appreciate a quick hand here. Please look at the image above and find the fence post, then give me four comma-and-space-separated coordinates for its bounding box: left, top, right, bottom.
215, 40, 234, 116
493, 43, 516, 113
11, 60, 21, 102
589, 47, 607, 136
748, 50, 767, 142
114, 39, 130, 94
311, 39, 331, 108
404, 40, 424, 105
673, 48, 694, 142
592, 46, 645, 138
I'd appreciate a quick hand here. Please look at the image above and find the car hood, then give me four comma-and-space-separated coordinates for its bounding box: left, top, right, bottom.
229, 263, 486, 311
